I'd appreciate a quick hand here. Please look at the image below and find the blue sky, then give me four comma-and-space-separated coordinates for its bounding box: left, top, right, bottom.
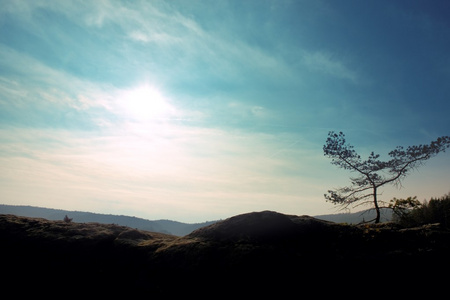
1, 0, 449, 222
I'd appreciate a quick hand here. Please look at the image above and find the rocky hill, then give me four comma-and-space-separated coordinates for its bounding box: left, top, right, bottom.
1, 211, 449, 296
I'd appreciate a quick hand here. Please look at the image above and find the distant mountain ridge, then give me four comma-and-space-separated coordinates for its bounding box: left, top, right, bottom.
0, 204, 392, 236
315, 207, 393, 223
0, 204, 216, 236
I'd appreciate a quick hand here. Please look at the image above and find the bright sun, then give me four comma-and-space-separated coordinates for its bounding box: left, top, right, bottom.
121, 85, 175, 121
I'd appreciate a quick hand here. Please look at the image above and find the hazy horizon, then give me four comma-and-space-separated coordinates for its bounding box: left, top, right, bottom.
1, 1, 450, 223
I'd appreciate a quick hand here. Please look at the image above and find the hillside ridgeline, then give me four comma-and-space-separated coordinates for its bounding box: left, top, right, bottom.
1, 211, 449, 295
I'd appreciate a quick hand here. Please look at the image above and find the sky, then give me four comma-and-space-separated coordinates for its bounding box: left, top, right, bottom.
1, 0, 450, 223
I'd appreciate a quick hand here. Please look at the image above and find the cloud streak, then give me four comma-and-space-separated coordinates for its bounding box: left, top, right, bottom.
0, 45, 116, 129
302, 51, 359, 83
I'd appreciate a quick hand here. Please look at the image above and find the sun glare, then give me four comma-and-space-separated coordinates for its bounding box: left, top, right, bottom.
121, 85, 175, 121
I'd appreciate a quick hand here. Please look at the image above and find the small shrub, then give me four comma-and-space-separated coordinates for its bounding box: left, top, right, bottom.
63, 215, 73, 223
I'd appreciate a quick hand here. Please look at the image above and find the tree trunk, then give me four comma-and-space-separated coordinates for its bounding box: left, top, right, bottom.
373, 186, 380, 223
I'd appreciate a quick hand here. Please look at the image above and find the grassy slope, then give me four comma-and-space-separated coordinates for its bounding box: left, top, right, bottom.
1, 212, 449, 296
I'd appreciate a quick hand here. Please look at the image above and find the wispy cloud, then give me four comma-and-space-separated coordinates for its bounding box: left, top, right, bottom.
2, 0, 296, 91
227, 101, 271, 120
82, 1, 293, 84
302, 51, 359, 83
0, 45, 114, 129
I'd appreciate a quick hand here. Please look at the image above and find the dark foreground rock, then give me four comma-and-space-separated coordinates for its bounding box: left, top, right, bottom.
1, 211, 449, 296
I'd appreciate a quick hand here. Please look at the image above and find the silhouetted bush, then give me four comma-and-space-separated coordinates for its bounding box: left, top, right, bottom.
395, 193, 450, 228
63, 215, 73, 223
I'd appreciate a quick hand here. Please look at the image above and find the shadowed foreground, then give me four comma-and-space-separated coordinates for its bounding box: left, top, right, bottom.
1, 211, 449, 295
